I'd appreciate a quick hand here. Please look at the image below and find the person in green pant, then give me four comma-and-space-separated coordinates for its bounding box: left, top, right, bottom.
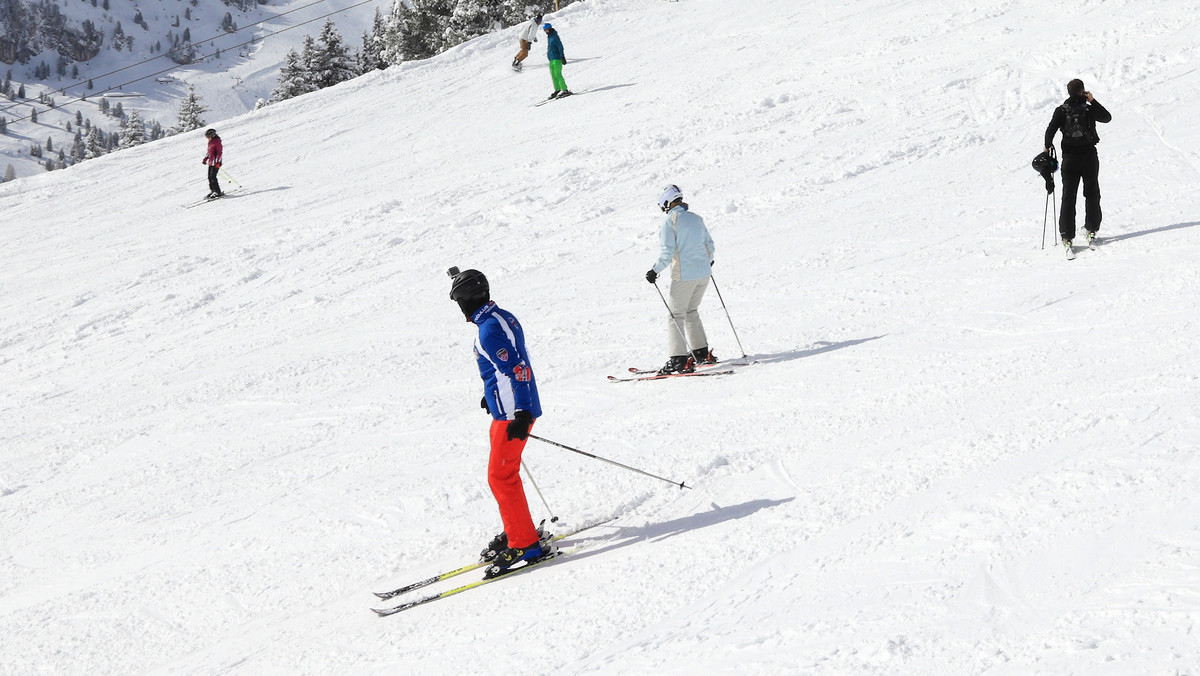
543, 23, 572, 100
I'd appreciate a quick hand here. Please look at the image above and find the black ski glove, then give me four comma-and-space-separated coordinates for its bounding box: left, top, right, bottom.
506, 410, 533, 441
480, 396, 488, 413
645, 269, 657, 284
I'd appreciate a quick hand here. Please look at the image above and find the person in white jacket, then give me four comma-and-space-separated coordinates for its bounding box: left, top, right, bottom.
645, 184, 717, 374
512, 14, 543, 71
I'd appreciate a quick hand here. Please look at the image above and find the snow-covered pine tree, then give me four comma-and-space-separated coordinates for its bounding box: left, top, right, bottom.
84, 127, 104, 159
443, 0, 506, 49
174, 85, 207, 133
379, 0, 455, 63
3, 164, 15, 182
299, 35, 322, 90
360, 9, 388, 72
312, 20, 358, 89
120, 110, 145, 148
271, 47, 314, 102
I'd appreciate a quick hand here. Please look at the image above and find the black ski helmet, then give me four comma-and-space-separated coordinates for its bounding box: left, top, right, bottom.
447, 267, 489, 316
1032, 147, 1058, 194
204, 128, 217, 138
1031, 149, 1058, 175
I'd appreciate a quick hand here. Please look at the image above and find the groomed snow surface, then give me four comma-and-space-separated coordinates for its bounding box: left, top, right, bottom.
3, 0, 1199, 673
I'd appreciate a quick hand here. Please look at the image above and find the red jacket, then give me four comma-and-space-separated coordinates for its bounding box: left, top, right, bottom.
204, 136, 223, 166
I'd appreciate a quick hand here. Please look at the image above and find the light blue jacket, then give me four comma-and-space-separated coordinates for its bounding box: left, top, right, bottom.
652, 205, 715, 281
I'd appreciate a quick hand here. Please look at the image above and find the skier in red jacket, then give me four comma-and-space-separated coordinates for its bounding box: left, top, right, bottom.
203, 129, 224, 199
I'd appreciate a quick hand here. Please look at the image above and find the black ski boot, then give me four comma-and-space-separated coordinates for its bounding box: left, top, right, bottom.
690, 347, 717, 365
481, 524, 551, 562
658, 355, 695, 375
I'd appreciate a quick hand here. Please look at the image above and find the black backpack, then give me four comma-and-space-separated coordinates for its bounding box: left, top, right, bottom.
1060, 102, 1096, 145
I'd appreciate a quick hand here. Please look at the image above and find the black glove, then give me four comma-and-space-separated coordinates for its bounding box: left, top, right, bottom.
506, 410, 533, 441
1044, 178, 1054, 194
562, 59, 567, 65
480, 396, 488, 412
645, 269, 657, 284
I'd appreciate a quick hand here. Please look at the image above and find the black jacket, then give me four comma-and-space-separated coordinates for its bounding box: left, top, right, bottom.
1045, 95, 1112, 150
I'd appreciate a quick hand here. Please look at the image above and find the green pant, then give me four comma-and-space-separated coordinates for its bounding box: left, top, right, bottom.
549, 60, 568, 92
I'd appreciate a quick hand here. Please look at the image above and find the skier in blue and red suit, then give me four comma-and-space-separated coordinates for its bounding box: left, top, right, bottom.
447, 267, 548, 572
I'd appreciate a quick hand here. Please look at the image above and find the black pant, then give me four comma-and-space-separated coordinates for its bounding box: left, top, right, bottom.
207, 165, 222, 194
1059, 146, 1101, 241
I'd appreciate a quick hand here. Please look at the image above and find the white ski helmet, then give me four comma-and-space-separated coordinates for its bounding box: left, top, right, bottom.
657, 184, 683, 212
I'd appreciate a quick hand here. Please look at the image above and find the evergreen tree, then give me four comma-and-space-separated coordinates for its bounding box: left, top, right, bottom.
405, 0, 456, 59
174, 85, 207, 133
360, 9, 388, 72
120, 110, 146, 148
312, 20, 358, 88
443, 0, 505, 49
72, 130, 85, 160
99, 97, 110, 115
300, 35, 322, 88
0, 117, 6, 135
271, 48, 313, 102
3, 164, 15, 182
46, 136, 53, 153
84, 127, 104, 160
29, 107, 37, 123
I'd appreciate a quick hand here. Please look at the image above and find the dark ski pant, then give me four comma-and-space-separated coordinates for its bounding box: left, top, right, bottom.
1059, 146, 1101, 241
207, 165, 222, 195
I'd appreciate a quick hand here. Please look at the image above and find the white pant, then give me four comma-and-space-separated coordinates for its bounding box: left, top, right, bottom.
666, 276, 710, 355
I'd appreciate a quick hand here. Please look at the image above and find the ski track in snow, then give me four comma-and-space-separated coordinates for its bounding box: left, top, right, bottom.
2, 0, 1200, 674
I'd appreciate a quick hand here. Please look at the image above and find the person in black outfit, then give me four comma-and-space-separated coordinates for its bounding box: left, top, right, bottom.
1044, 79, 1112, 248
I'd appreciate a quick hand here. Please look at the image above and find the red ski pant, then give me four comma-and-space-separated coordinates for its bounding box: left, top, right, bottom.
487, 418, 538, 549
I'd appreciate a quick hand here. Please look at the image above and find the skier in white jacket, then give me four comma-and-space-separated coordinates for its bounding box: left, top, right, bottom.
645, 184, 717, 374
512, 14, 543, 71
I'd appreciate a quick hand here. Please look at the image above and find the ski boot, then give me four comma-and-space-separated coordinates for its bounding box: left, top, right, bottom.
657, 355, 695, 375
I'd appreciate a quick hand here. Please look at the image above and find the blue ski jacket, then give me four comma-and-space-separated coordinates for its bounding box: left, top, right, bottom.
470, 301, 542, 421
652, 205, 716, 281
546, 31, 565, 62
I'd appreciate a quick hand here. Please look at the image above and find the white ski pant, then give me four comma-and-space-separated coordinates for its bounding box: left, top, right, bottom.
666, 275, 710, 356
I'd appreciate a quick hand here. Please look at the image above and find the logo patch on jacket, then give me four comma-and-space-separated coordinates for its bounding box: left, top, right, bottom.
495, 348, 509, 362
513, 364, 530, 382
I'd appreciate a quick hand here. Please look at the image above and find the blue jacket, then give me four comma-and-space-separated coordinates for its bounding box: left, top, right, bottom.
546, 31, 565, 62
652, 205, 716, 281
470, 301, 542, 421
